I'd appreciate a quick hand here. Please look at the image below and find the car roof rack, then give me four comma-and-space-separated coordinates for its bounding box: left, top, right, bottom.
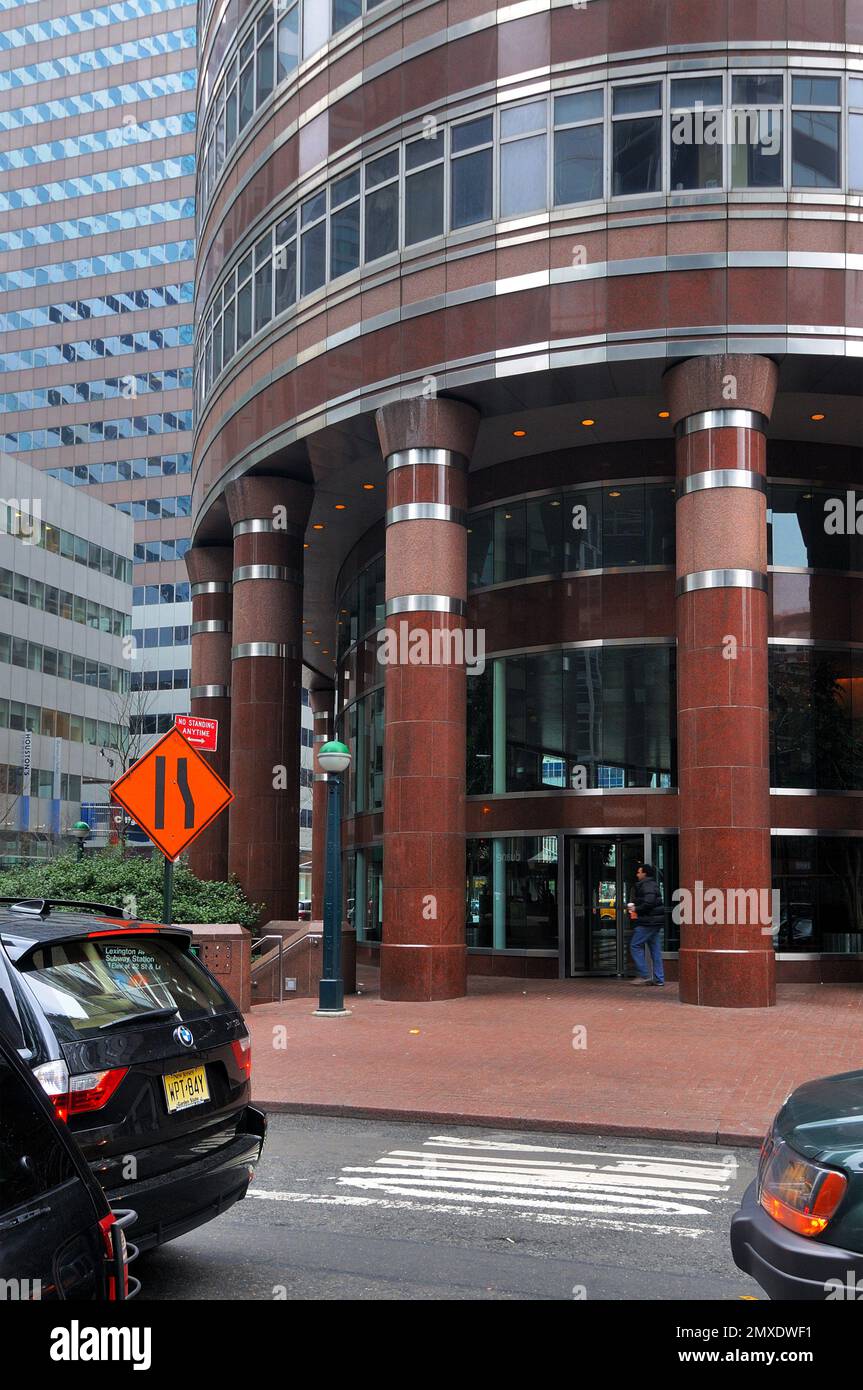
0, 898, 126, 919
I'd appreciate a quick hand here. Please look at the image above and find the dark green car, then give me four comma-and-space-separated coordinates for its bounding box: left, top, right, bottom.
732, 1069, 863, 1300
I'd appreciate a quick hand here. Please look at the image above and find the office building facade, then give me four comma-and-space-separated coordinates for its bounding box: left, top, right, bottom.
190, 0, 863, 1003
0, 453, 133, 862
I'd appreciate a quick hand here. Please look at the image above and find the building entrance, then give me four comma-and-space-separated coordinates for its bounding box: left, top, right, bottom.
566, 835, 646, 976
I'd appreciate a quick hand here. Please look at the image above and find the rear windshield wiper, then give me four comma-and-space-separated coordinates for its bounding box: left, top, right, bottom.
100, 1006, 180, 1031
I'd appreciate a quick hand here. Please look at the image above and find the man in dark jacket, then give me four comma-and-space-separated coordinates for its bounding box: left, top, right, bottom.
629, 863, 666, 987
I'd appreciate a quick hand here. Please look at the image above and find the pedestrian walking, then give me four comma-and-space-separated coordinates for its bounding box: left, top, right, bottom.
628, 863, 666, 987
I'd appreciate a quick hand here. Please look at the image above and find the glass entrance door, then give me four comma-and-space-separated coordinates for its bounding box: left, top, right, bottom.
567, 835, 645, 975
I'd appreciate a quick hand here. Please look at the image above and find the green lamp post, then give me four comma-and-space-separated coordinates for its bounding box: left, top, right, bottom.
71, 820, 91, 860
315, 740, 352, 1016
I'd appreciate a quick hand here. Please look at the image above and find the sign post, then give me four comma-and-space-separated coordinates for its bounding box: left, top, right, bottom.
109, 727, 234, 922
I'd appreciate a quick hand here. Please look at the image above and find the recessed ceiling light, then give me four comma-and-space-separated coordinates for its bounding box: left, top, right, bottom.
609, 490, 621, 498
362, 483, 375, 490
504, 513, 512, 520
303, 542, 310, 549
334, 503, 346, 510
549, 500, 561, 508
658, 410, 670, 420
810, 412, 825, 422
322, 649, 329, 655
312, 523, 325, 530
512, 429, 527, 438
581, 418, 596, 427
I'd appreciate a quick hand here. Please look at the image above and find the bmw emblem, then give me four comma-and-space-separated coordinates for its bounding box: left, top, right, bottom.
174, 1025, 194, 1049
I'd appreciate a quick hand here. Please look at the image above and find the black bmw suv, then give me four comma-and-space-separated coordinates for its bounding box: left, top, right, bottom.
0, 898, 266, 1252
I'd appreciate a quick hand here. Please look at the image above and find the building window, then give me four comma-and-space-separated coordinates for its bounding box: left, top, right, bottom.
772, 837, 863, 954
274, 212, 298, 314
770, 646, 863, 791
554, 89, 604, 205
404, 132, 445, 245
254, 232, 274, 333
450, 116, 493, 229
466, 837, 558, 950
791, 76, 840, 187
730, 73, 783, 188
255, 12, 275, 107
364, 150, 399, 262
669, 75, 723, 191
276, 1, 300, 82
330, 172, 360, 278
468, 646, 676, 794
300, 190, 327, 296
850, 77, 863, 190
500, 100, 547, 218
612, 81, 662, 195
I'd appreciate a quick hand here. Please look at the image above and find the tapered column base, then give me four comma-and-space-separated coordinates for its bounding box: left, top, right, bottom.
678, 948, 776, 1008
380, 943, 467, 1001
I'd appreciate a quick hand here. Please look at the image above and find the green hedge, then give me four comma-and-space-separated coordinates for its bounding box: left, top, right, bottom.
0, 852, 260, 929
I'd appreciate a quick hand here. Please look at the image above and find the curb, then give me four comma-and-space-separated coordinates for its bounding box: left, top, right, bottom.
253, 1098, 764, 1148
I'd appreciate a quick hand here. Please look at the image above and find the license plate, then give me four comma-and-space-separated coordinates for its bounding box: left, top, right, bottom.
163, 1065, 209, 1113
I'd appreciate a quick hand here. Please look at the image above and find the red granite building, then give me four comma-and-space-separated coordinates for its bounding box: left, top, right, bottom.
190, 0, 863, 1006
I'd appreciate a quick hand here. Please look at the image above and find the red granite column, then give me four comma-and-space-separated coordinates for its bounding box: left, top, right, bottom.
225, 476, 312, 924
664, 355, 779, 1007
375, 398, 480, 1001
309, 682, 334, 921
185, 545, 233, 881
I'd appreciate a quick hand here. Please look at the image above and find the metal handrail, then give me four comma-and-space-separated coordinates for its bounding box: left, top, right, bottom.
251, 932, 285, 1002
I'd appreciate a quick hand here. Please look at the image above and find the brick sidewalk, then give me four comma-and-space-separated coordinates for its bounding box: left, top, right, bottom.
247, 968, 863, 1145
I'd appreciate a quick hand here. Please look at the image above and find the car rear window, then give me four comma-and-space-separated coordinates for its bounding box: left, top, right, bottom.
19, 935, 232, 1042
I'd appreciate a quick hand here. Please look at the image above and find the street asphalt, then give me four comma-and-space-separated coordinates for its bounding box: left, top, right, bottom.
136, 1113, 763, 1301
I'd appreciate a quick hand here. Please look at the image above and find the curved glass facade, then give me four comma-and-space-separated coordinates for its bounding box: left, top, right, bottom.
770, 646, 863, 790
467, 647, 677, 795
197, 68, 863, 409
469, 483, 676, 585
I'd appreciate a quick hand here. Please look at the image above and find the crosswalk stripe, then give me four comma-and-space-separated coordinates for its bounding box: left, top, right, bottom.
373, 1153, 732, 1194
336, 1175, 715, 1217
245, 1187, 714, 1238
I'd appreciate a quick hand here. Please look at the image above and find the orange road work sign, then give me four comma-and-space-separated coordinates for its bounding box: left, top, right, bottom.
109, 726, 234, 860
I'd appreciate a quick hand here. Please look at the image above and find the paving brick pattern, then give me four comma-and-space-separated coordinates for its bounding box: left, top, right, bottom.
248, 969, 863, 1146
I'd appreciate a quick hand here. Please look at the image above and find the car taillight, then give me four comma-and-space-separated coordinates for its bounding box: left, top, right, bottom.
231, 1031, 252, 1080
33, 1059, 127, 1120
758, 1139, 847, 1238
32, 1059, 70, 1122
